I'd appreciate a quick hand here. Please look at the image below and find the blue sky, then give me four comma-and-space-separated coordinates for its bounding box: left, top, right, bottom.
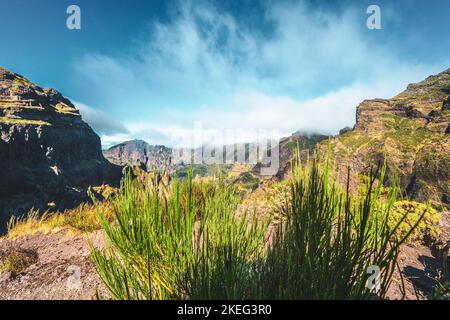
1, 0, 449, 147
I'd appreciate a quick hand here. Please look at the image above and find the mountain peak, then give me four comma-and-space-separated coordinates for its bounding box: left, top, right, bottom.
334, 68, 450, 208
0, 68, 82, 126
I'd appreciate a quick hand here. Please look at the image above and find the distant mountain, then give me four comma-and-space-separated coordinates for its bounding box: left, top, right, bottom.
252, 132, 329, 179
105, 69, 449, 209
103, 133, 330, 182
104, 139, 173, 172
0, 67, 121, 233
325, 68, 450, 208
103, 140, 247, 178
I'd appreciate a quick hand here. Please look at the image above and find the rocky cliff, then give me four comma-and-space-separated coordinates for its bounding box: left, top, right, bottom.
328, 69, 450, 208
0, 67, 121, 233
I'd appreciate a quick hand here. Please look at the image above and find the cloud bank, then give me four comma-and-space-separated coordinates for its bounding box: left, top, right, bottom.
72, 0, 447, 147
75, 101, 129, 136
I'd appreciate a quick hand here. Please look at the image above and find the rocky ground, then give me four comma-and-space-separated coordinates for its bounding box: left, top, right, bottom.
1, 212, 448, 300
0, 230, 108, 300
388, 212, 450, 299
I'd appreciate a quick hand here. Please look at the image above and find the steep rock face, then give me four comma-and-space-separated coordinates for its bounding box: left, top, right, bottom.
328, 68, 450, 208
103, 139, 173, 172
0, 67, 121, 233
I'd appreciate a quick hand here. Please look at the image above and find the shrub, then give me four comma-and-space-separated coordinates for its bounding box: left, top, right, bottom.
0, 246, 38, 274
92, 152, 422, 300
252, 152, 424, 299
390, 200, 440, 243
91, 172, 268, 299
7, 201, 114, 238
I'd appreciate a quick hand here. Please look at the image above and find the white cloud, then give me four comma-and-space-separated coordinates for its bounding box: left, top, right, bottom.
73, 0, 448, 148
75, 101, 129, 136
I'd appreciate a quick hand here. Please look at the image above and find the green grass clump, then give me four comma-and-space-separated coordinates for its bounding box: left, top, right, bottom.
92, 151, 422, 300
390, 200, 441, 243
253, 153, 422, 299
91, 172, 268, 300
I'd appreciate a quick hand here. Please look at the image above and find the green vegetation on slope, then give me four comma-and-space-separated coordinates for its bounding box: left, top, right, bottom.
382, 114, 434, 149
339, 132, 376, 149
0, 116, 51, 126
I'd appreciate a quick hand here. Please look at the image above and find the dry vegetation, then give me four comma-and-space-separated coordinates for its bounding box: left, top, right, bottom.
0, 246, 38, 274
6, 202, 114, 239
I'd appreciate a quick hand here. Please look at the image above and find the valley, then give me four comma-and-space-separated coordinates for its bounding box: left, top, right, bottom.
0, 66, 449, 300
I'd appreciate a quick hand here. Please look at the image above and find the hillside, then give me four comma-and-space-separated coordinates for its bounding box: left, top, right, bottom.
253, 132, 329, 179
324, 69, 450, 209
0, 67, 121, 234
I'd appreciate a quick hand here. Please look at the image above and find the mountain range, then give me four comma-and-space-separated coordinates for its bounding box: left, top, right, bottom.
104, 67, 450, 209
0, 66, 449, 233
